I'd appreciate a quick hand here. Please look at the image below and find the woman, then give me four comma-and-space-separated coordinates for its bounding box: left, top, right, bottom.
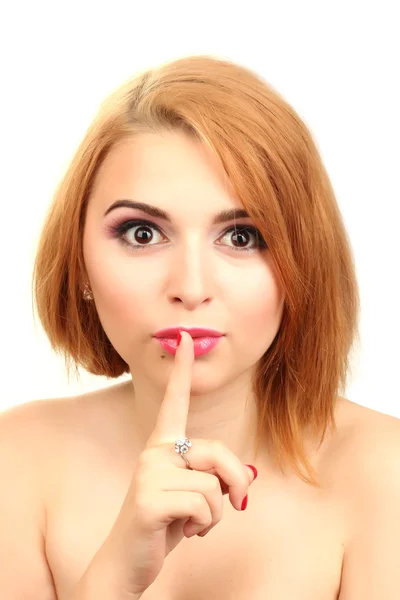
1, 54, 399, 599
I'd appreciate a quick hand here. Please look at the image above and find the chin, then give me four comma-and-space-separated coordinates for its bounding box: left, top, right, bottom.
187, 379, 224, 396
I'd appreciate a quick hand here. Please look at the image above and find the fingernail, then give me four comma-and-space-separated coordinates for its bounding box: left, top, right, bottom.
241, 495, 248, 510
245, 464, 258, 480
177, 332, 182, 346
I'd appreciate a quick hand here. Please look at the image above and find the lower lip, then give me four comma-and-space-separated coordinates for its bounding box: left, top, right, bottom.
155, 336, 222, 357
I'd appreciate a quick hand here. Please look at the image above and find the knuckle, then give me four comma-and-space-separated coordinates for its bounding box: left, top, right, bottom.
196, 494, 213, 526
135, 451, 162, 488
135, 458, 151, 483
209, 440, 247, 486
207, 474, 223, 493
202, 513, 213, 528
208, 507, 222, 527
193, 494, 212, 525
137, 445, 165, 470
137, 448, 153, 468
204, 480, 223, 522
191, 492, 207, 511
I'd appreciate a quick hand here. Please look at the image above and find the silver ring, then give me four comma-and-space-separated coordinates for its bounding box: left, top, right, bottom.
174, 436, 193, 470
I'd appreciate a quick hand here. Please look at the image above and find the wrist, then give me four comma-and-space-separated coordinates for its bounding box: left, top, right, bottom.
81, 548, 145, 600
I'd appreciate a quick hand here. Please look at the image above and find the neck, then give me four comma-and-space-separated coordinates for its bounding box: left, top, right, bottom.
120, 369, 264, 465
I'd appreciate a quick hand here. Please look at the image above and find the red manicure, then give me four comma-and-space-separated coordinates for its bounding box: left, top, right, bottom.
177, 332, 182, 346
241, 495, 248, 510
245, 464, 258, 480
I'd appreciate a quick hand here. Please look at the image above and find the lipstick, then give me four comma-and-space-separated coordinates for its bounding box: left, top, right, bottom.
154, 327, 224, 357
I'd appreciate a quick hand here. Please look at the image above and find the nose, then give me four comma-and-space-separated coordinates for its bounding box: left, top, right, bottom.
167, 240, 213, 310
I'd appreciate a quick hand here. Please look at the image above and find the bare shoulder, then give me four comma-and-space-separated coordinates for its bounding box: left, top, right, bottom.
0, 398, 57, 530
337, 396, 400, 448
0, 380, 132, 436
0, 395, 72, 456
0, 381, 128, 477
334, 396, 400, 470
0, 383, 131, 521
333, 396, 400, 518
0, 395, 80, 495
0, 388, 126, 600
333, 404, 400, 597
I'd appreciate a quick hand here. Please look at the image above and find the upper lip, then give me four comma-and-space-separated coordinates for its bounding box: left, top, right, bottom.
154, 327, 224, 338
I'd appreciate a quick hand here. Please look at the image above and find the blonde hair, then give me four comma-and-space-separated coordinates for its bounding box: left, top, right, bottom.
32, 54, 360, 487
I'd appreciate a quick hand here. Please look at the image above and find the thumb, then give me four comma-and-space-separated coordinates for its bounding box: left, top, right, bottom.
244, 464, 258, 483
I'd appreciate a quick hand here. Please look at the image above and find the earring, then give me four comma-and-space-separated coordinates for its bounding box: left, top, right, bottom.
83, 282, 93, 301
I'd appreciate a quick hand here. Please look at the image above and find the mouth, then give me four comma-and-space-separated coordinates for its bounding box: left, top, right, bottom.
153, 327, 224, 358
154, 327, 224, 339
155, 335, 222, 357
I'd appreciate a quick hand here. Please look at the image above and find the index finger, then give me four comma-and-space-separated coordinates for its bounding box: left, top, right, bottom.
150, 331, 194, 443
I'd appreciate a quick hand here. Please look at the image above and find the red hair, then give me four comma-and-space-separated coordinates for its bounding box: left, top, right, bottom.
32, 55, 360, 486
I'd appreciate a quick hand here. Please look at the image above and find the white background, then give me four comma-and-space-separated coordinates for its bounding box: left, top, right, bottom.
0, 1, 398, 416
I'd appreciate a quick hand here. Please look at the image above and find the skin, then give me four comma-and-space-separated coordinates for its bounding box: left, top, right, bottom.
82, 129, 285, 464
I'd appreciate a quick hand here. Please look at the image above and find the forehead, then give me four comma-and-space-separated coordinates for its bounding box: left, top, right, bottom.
89, 131, 244, 217
97, 130, 223, 179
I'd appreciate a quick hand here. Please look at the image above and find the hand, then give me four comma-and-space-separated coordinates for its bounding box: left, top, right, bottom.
90, 331, 257, 598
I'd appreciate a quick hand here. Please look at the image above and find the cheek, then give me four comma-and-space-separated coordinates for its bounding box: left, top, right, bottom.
84, 258, 144, 347
85, 239, 148, 315
233, 266, 284, 324
94, 284, 146, 340
229, 264, 284, 362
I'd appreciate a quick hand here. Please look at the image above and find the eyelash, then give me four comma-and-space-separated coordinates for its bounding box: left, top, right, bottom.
106, 218, 268, 253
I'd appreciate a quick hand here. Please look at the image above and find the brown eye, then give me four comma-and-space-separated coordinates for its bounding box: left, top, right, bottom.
127, 225, 155, 244
218, 226, 268, 252
110, 219, 166, 250
108, 219, 267, 253
231, 229, 252, 248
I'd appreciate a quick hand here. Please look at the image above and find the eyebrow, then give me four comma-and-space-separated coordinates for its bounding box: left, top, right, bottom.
103, 199, 250, 225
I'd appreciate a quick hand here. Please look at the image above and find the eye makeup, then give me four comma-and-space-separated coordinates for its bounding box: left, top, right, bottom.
104, 217, 268, 254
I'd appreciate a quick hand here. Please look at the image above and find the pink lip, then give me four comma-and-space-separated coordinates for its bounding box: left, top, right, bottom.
154, 327, 224, 339
156, 336, 221, 357
153, 327, 224, 358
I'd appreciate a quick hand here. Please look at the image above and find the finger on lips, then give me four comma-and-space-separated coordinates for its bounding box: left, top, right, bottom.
149, 329, 258, 513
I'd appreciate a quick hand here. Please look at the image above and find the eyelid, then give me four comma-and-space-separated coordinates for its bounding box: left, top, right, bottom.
109, 217, 255, 237
105, 216, 268, 253
106, 211, 254, 231
106, 216, 253, 232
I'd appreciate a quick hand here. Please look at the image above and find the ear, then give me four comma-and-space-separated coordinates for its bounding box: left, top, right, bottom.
79, 267, 90, 292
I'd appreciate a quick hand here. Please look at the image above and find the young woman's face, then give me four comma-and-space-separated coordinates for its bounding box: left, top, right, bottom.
83, 130, 285, 393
